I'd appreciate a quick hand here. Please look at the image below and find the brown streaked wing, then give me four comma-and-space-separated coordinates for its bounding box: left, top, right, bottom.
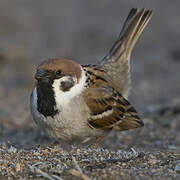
83, 87, 143, 131
83, 65, 108, 88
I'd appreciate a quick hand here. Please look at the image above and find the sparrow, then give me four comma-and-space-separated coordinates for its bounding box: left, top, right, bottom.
30, 8, 152, 145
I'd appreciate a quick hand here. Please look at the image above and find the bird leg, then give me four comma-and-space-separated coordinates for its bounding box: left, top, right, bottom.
89, 137, 102, 148
48, 141, 59, 149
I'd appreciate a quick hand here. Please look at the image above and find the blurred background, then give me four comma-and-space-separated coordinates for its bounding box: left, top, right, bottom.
0, 0, 179, 147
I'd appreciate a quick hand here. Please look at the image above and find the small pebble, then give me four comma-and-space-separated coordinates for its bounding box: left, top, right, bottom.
174, 164, 180, 174
7, 146, 17, 153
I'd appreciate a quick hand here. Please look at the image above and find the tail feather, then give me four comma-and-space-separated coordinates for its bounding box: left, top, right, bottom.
118, 8, 138, 40
100, 8, 152, 64
126, 9, 152, 56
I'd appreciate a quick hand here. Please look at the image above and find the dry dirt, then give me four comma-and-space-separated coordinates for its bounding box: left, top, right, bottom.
0, 1, 180, 179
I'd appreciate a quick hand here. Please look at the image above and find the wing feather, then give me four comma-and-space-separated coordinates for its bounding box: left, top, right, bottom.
83, 87, 143, 131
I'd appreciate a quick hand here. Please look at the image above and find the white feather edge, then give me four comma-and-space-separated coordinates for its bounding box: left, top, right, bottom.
52, 66, 87, 106
91, 109, 114, 120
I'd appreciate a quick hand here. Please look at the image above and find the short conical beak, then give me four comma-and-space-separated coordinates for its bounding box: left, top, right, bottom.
35, 69, 45, 80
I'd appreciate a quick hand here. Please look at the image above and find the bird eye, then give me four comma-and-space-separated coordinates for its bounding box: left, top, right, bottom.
56, 69, 62, 76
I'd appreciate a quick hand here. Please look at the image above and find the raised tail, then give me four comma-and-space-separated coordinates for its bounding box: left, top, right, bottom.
100, 8, 152, 64
99, 8, 152, 97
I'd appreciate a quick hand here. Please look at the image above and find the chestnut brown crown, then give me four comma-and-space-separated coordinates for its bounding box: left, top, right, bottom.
35, 58, 82, 82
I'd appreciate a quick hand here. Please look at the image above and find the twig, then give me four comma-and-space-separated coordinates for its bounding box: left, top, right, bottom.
28, 165, 55, 180
70, 156, 90, 180
72, 156, 83, 174
70, 169, 90, 180
130, 147, 139, 157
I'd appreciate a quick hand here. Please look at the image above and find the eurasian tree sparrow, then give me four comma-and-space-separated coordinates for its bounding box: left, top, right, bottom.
30, 8, 152, 145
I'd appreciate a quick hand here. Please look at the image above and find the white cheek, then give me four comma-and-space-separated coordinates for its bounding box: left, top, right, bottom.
52, 68, 87, 106
53, 76, 74, 91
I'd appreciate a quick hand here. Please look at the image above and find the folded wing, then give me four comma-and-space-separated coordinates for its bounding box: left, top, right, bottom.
83, 86, 143, 131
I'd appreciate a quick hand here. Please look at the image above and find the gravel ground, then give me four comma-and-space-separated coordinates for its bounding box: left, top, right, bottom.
0, 145, 179, 180
0, 1, 180, 179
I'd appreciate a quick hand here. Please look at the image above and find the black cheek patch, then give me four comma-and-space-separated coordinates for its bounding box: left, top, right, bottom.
61, 81, 74, 92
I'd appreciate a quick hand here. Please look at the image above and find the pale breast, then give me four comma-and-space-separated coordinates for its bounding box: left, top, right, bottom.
48, 95, 104, 142
31, 88, 104, 143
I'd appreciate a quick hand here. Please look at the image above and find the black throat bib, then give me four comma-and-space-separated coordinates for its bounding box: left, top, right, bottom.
36, 81, 58, 118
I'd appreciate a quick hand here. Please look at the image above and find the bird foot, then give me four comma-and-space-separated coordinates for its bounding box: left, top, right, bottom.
88, 137, 102, 149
